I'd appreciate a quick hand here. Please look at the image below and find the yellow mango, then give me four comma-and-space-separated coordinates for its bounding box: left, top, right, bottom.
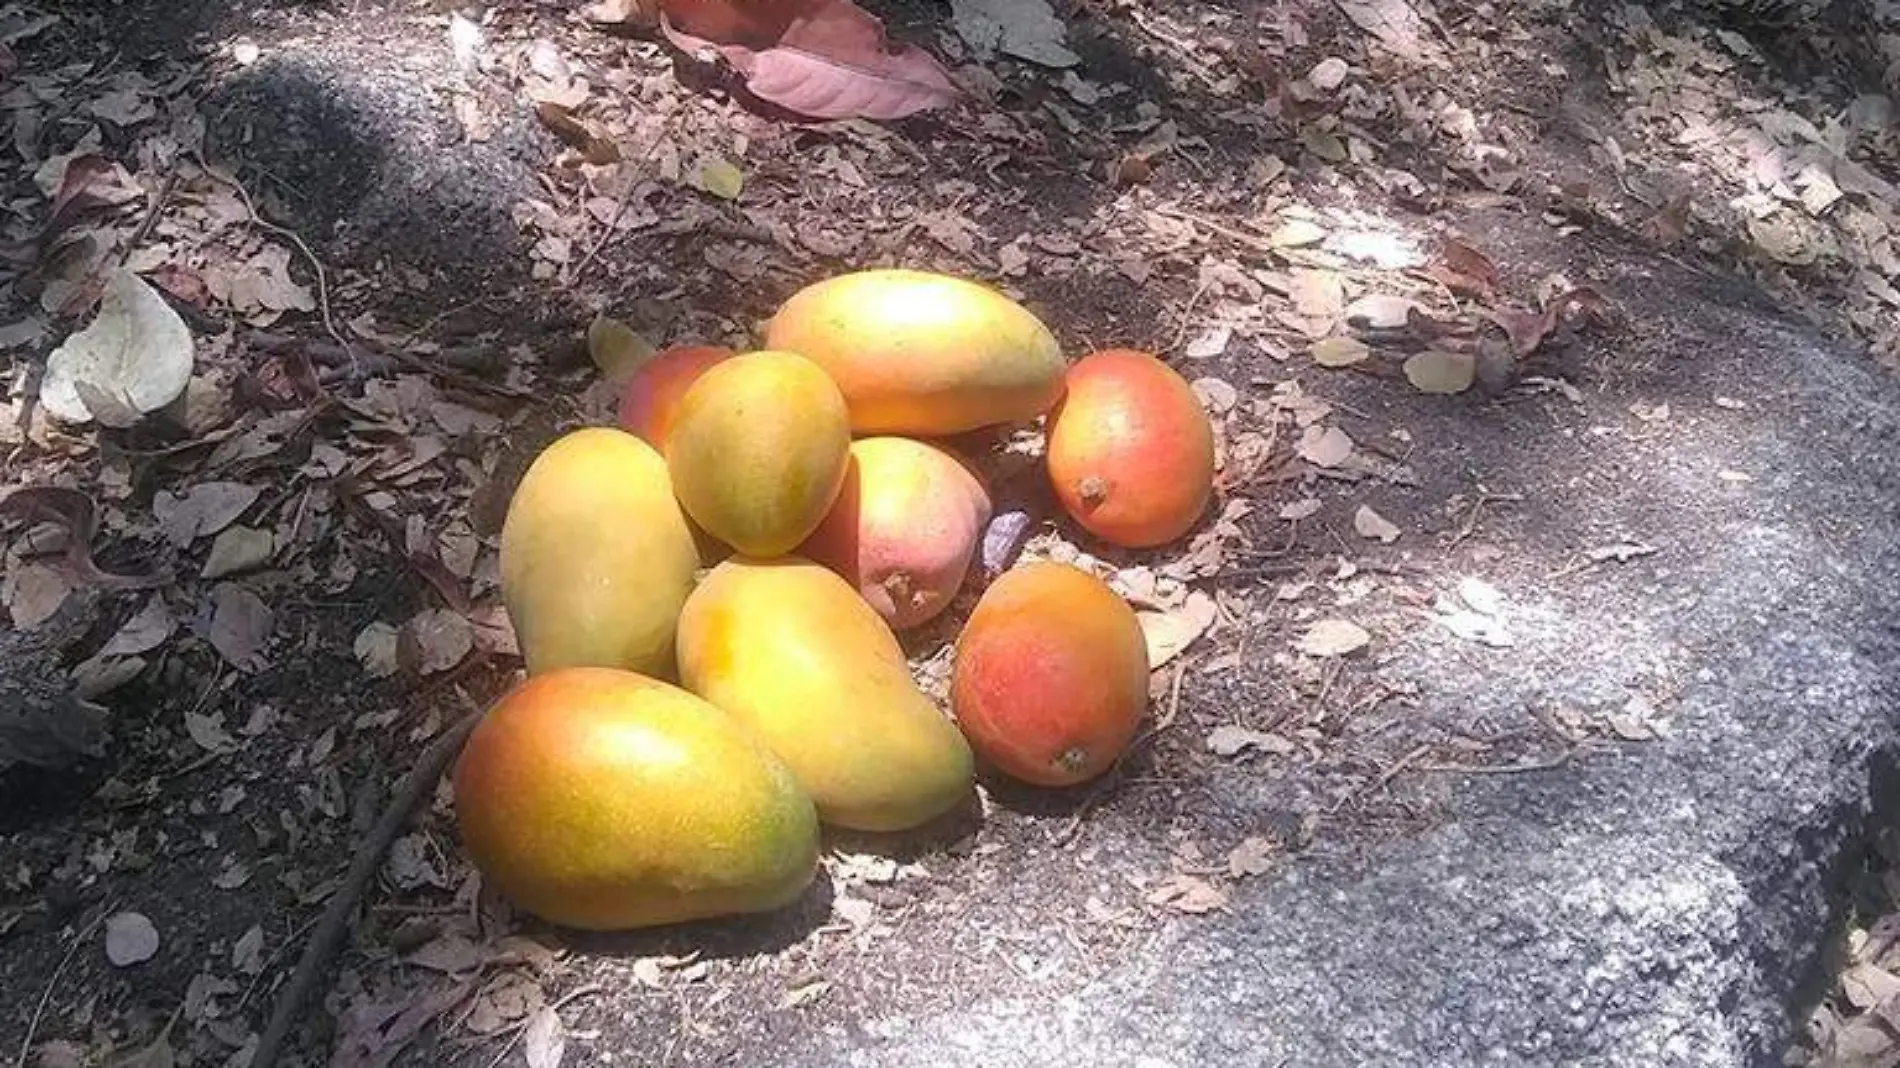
453, 667, 819, 930
665, 351, 851, 557
500, 427, 700, 678
763, 269, 1068, 435
677, 556, 975, 832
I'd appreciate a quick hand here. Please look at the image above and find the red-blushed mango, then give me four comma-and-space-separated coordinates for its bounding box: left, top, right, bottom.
763, 269, 1067, 435
500, 427, 700, 678
951, 561, 1149, 788
616, 344, 733, 449
797, 437, 993, 630
677, 556, 975, 831
451, 667, 819, 931
664, 351, 851, 557
1046, 349, 1215, 549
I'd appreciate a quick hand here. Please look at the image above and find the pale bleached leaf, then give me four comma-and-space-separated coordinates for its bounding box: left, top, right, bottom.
1353, 505, 1401, 543
104, 911, 160, 966
1296, 618, 1370, 658
42, 268, 194, 427
1137, 590, 1217, 669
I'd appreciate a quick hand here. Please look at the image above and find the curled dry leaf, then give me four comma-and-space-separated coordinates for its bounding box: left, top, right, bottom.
1485, 287, 1613, 359
661, 0, 959, 122
41, 268, 194, 427
1353, 505, 1401, 543
1344, 293, 1427, 333
105, 911, 161, 966
1138, 590, 1218, 670
0, 486, 168, 589
533, 102, 621, 165
1425, 237, 1499, 300
1146, 873, 1228, 914
1403, 350, 1475, 394
1227, 836, 1277, 877
1296, 618, 1370, 658
1206, 725, 1295, 758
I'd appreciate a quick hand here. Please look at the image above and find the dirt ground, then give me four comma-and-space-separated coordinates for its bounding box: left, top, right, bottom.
3, 1, 1899, 1066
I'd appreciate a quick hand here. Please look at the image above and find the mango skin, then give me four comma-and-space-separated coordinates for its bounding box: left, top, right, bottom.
452, 667, 820, 930
616, 344, 733, 450
764, 269, 1068, 436
677, 556, 975, 832
665, 351, 851, 558
1046, 349, 1216, 549
500, 427, 701, 678
797, 437, 993, 631
952, 561, 1149, 787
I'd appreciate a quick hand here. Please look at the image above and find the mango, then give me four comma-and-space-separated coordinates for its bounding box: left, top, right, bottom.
951, 561, 1148, 787
665, 351, 851, 557
797, 437, 993, 631
1046, 349, 1215, 549
500, 427, 700, 678
616, 344, 733, 450
763, 269, 1068, 435
677, 556, 975, 831
452, 667, 819, 930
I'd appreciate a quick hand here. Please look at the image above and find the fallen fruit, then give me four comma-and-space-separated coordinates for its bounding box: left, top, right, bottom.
452, 667, 819, 931
665, 350, 851, 557
500, 427, 700, 677
615, 343, 733, 449
763, 268, 1067, 435
952, 561, 1149, 787
677, 555, 975, 831
797, 437, 993, 630
1046, 348, 1215, 549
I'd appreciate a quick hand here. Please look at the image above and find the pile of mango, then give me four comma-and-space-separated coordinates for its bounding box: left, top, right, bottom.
452, 269, 1217, 931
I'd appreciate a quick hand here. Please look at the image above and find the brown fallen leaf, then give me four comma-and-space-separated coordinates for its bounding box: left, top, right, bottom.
1424, 237, 1498, 300
1485, 287, 1613, 360
0, 486, 169, 590
1146, 873, 1228, 914
533, 102, 621, 165
660, 0, 959, 122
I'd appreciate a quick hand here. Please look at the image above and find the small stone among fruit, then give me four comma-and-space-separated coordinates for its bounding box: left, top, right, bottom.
615, 344, 732, 449
952, 561, 1149, 788
797, 437, 994, 630
1046, 348, 1216, 549
665, 350, 851, 557
451, 667, 820, 931
500, 427, 700, 678
677, 556, 975, 831
763, 268, 1068, 435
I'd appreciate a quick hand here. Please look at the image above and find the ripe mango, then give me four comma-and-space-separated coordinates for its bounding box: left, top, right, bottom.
763, 269, 1068, 436
500, 427, 700, 678
677, 556, 975, 831
1046, 349, 1215, 549
952, 561, 1148, 787
616, 344, 733, 450
452, 667, 819, 930
665, 351, 851, 557
797, 437, 993, 631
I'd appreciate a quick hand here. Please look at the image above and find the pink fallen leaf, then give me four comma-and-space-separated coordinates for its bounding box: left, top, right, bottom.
660, 0, 959, 121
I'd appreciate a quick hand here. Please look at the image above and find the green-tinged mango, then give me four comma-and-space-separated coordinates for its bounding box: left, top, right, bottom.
763, 269, 1068, 436
677, 556, 975, 832
452, 667, 820, 930
500, 427, 700, 678
665, 351, 851, 558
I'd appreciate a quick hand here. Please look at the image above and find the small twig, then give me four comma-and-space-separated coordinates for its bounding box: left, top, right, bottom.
568, 176, 640, 284
249, 705, 487, 1068
1412, 749, 1578, 776
1165, 278, 1212, 355
192, 152, 354, 375
117, 168, 180, 266
16, 905, 114, 1068
1152, 204, 1284, 258
235, 913, 323, 1011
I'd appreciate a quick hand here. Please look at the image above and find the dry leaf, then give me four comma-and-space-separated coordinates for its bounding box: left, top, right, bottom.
1296, 618, 1370, 657
398, 609, 473, 676
1353, 505, 1401, 543
1336, 0, 1428, 58
1344, 294, 1424, 332
207, 584, 272, 671
1138, 590, 1217, 669
1310, 336, 1369, 367
690, 156, 746, 200
3, 564, 72, 630
1206, 725, 1294, 758
1307, 57, 1349, 92
587, 315, 655, 383
1279, 498, 1322, 521
1272, 219, 1327, 248
950, 0, 1079, 68
105, 911, 160, 966
523, 1007, 566, 1068
200, 525, 274, 579
99, 596, 174, 657
1146, 873, 1227, 914
1404, 350, 1476, 394
533, 102, 621, 165
41, 269, 194, 427
1289, 268, 1345, 320
778, 979, 830, 1009
1843, 963, 1900, 1009
154, 482, 259, 546
1295, 425, 1354, 468
661, 0, 958, 122
1227, 836, 1277, 877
